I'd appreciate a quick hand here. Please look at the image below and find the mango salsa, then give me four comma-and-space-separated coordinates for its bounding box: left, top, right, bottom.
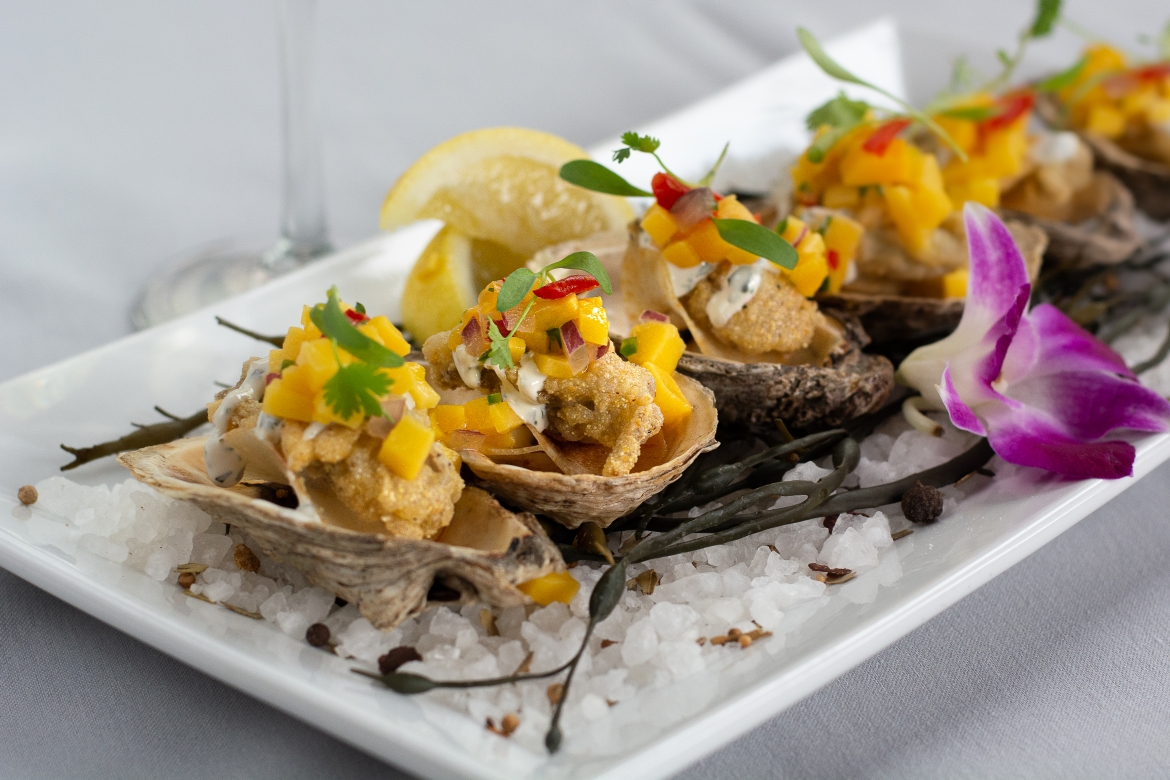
644, 363, 693, 429
518, 571, 580, 606
625, 321, 686, 373
378, 414, 435, 480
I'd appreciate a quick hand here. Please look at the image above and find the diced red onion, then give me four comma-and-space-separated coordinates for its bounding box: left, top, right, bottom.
265, 372, 280, 386
365, 415, 393, 440
501, 305, 533, 333
590, 342, 609, 360
669, 187, 717, 230
560, 320, 590, 374
445, 429, 487, 452
639, 309, 670, 323
380, 395, 407, 424
791, 225, 808, 248
461, 317, 487, 354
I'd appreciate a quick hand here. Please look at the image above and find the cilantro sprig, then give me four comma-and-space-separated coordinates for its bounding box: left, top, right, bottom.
306, 287, 404, 421
484, 252, 611, 371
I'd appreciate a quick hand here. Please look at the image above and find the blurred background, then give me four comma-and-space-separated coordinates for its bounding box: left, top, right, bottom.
3, 2, 1170, 779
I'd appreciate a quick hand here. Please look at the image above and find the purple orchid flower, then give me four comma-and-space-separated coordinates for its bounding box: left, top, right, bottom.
896, 203, 1170, 480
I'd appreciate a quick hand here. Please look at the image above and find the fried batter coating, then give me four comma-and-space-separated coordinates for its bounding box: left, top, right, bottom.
280, 420, 363, 473
682, 263, 821, 354
305, 436, 463, 540
542, 352, 663, 477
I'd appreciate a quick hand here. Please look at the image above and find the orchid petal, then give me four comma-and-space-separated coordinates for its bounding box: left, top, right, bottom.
939, 365, 986, 435
979, 399, 1136, 479
963, 202, 1031, 331
1007, 369, 1170, 440
1020, 304, 1136, 379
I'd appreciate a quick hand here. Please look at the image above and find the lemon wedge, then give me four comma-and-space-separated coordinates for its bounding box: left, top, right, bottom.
383, 128, 634, 342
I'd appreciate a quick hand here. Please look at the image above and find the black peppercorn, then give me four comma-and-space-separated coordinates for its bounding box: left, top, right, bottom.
305, 623, 331, 647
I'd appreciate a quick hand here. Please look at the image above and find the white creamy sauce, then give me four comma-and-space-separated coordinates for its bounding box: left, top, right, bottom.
302, 421, 326, 441
254, 412, 283, 443
667, 261, 716, 297
516, 354, 547, 404
492, 365, 548, 432
706, 260, 769, 328
1030, 131, 1080, 165
453, 344, 482, 388
204, 357, 268, 488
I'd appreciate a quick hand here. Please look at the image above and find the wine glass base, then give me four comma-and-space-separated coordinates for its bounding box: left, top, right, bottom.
130, 238, 318, 330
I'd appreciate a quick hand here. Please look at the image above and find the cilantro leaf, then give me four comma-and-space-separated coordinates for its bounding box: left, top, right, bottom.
542, 251, 612, 295
559, 160, 652, 197
806, 92, 868, 131
620, 132, 660, 153
1036, 55, 1086, 92
496, 268, 538, 313
619, 337, 638, 358
322, 362, 392, 421
711, 218, 799, 270
485, 320, 515, 371
612, 147, 631, 164
309, 287, 404, 368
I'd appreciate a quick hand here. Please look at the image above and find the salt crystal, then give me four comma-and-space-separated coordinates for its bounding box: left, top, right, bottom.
656, 639, 705, 679
190, 533, 234, 567
763, 552, 798, 580
620, 618, 658, 666
528, 602, 570, 634
78, 534, 128, 563
720, 567, 752, 597
749, 599, 785, 631
429, 608, 473, 639
649, 602, 698, 641
702, 597, 745, 627
819, 527, 879, 570
784, 461, 833, 482
654, 572, 722, 602
497, 640, 527, 675
704, 545, 737, 569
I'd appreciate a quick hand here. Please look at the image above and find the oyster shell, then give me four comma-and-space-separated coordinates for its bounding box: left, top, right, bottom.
119, 437, 561, 630
1035, 92, 1170, 222
461, 373, 719, 529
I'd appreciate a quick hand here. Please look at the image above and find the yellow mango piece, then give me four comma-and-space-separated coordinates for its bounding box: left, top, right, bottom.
980, 127, 1028, 179
508, 337, 525, 364
627, 321, 686, 373
883, 185, 934, 256
822, 184, 860, 209
297, 338, 341, 392
261, 378, 314, 422
641, 203, 679, 247
383, 363, 440, 410
822, 213, 864, 293
715, 194, 755, 222
932, 115, 978, 154
912, 184, 953, 231
312, 393, 362, 428
576, 298, 609, 345
299, 305, 323, 339
463, 396, 494, 433
378, 414, 436, 480
786, 251, 830, 297
433, 404, 467, 434
488, 398, 524, 433
268, 349, 284, 375
531, 294, 579, 332
282, 326, 308, 361
483, 425, 535, 450
686, 219, 757, 266
778, 216, 808, 244
1086, 103, 1126, 137
947, 177, 1000, 208
367, 316, 412, 356
644, 363, 693, 429
839, 138, 918, 187
662, 239, 704, 269
532, 352, 576, 379
796, 231, 826, 263
518, 571, 580, 606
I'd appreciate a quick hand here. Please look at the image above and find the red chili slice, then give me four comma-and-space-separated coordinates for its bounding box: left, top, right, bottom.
827, 249, 840, 271
344, 308, 368, 324
981, 91, 1034, 133
861, 119, 912, 156
1134, 63, 1170, 82
533, 276, 600, 299
651, 172, 690, 210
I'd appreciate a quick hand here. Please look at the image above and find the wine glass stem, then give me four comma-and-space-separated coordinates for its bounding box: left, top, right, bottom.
275, 0, 330, 266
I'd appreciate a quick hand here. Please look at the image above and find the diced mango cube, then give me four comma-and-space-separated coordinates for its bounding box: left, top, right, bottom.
299, 305, 322, 340
686, 219, 757, 265
268, 349, 284, 375
576, 298, 609, 345
282, 326, 308, 362
644, 363, 693, 428
297, 337, 341, 392
932, 115, 978, 154
839, 137, 919, 187
662, 239, 704, 268
822, 213, 864, 294
433, 404, 467, 434
1086, 103, 1126, 137
822, 184, 859, 209
947, 177, 1001, 208
378, 414, 436, 480
261, 377, 314, 422
904, 268, 969, 299
715, 194, 756, 222
517, 571, 580, 606
785, 250, 830, 297
641, 203, 679, 247
367, 316, 412, 356
532, 353, 576, 379
508, 337, 525, 364
483, 425, 535, 450
883, 185, 934, 256
383, 362, 440, 410
488, 398, 524, 433
626, 321, 686, 373
463, 396, 495, 433
531, 294, 579, 332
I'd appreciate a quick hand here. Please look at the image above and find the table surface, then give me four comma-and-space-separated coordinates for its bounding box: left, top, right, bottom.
3, 2, 1170, 778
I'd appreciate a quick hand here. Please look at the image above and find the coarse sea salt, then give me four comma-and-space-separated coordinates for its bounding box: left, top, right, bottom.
24, 414, 980, 756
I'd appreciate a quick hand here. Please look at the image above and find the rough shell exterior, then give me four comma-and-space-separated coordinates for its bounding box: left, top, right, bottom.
119, 438, 561, 630
462, 374, 719, 529
1035, 92, 1170, 222
818, 220, 1047, 346
675, 308, 894, 430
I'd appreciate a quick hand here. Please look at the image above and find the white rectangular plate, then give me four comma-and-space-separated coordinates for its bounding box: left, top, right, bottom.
2, 20, 1165, 780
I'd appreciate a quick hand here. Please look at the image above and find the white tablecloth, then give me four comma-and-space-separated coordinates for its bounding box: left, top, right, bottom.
3, 1, 1169, 777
